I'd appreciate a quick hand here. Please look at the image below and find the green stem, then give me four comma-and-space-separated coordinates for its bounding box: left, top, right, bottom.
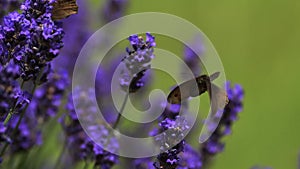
16, 152, 29, 169
13, 83, 37, 133
83, 161, 89, 169
53, 141, 67, 169
0, 82, 37, 157
112, 93, 129, 129
3, 112, 12, 125
3, 80, 25, 125
3, 81, 26, 125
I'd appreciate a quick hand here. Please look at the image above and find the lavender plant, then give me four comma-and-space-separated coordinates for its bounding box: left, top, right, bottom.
60, 87, 118, 169
114, 33, 156, 128
0, 0, 76, 164
0, 0, 21, 23
119, 33, 156, 93
28, 69, 70, 122
200, 82, 244, 167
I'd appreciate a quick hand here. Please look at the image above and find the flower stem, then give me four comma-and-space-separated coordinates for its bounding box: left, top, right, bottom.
53, 140, 67, 169
3, 112, 12, 125
0, 82, 37, 157
112, 92, 129, 129
83, 160, 89, 169
3, 81, 26, 125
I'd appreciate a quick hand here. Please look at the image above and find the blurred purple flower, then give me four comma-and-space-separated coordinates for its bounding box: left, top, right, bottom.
54, 0, 91, 75
0, 0, 21, 23
6, 111, 42, 153
60, 87, 118, 169
28, 69, 69, 122
102, 0, 128, 22
0, 122, 10, 146
133, 158, 155, 169
0, 61, 30, 117
183, 36, 205, 77
178, 144, 202, 169
200, 81, 244, 165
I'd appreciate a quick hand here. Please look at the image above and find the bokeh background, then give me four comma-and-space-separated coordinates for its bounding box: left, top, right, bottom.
5, 0, 299, 169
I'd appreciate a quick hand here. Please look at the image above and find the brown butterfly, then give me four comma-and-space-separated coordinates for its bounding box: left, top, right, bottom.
52, 0, 78, 20
167, 72, 228, 105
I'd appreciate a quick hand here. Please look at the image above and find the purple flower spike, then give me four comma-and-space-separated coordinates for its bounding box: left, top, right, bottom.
183, 36, 205, 76
102, 0, 128, 23
0, 0, 21, 23
0, 61, 28, 117
28, 69, 69, 122
0, 0, 64, 81
133, 158, 155, 169
178, 144, 202, 169
60, 87, 118, 169
120, 33, 155, 93
200, 81, 244, 165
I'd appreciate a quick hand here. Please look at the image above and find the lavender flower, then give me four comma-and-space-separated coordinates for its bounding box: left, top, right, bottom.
0, 0, 64, 81
153, 111, 189, 169
28, 69, 69, 122
54, 0, 91, 75
183, 36, 204, 76
95, 60, 121, 124
0, 61, 30, 117
0, 0, 21, 23
6, 111, 42, 153
61, 87, 118, 169
120, 33, 155, 93
200, 81, 244, 165
154, 141, 185, 169
133, 158, 155, 169
178, 144, 202, 169
0, 123, 10, 146
102, 0, 128, 22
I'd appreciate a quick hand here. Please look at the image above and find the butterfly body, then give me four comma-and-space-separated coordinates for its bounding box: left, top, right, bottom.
167, 72, 221, 104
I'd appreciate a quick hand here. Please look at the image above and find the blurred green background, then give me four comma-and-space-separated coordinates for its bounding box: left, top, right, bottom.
125, 0, 300, 169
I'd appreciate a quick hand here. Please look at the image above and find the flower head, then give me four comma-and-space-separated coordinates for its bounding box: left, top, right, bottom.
178, 144, 202, 169
28, 69, 69, 122
0, 61, 30, 117
183, 36, 204, 76
120, 33, 155, 92
200, 82, 244, 164
0, 0, 64, 81
61, 87, 118, 168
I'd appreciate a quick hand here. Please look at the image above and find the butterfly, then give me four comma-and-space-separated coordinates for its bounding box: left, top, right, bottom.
167, 72, 228, 105
52, 0, 78, 20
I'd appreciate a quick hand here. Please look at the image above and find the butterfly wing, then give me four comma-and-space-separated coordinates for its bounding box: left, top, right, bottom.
167, 80, 194, 104
52, 0, 78, 20
167, 72, 221, 104
199, 83, 228, 143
